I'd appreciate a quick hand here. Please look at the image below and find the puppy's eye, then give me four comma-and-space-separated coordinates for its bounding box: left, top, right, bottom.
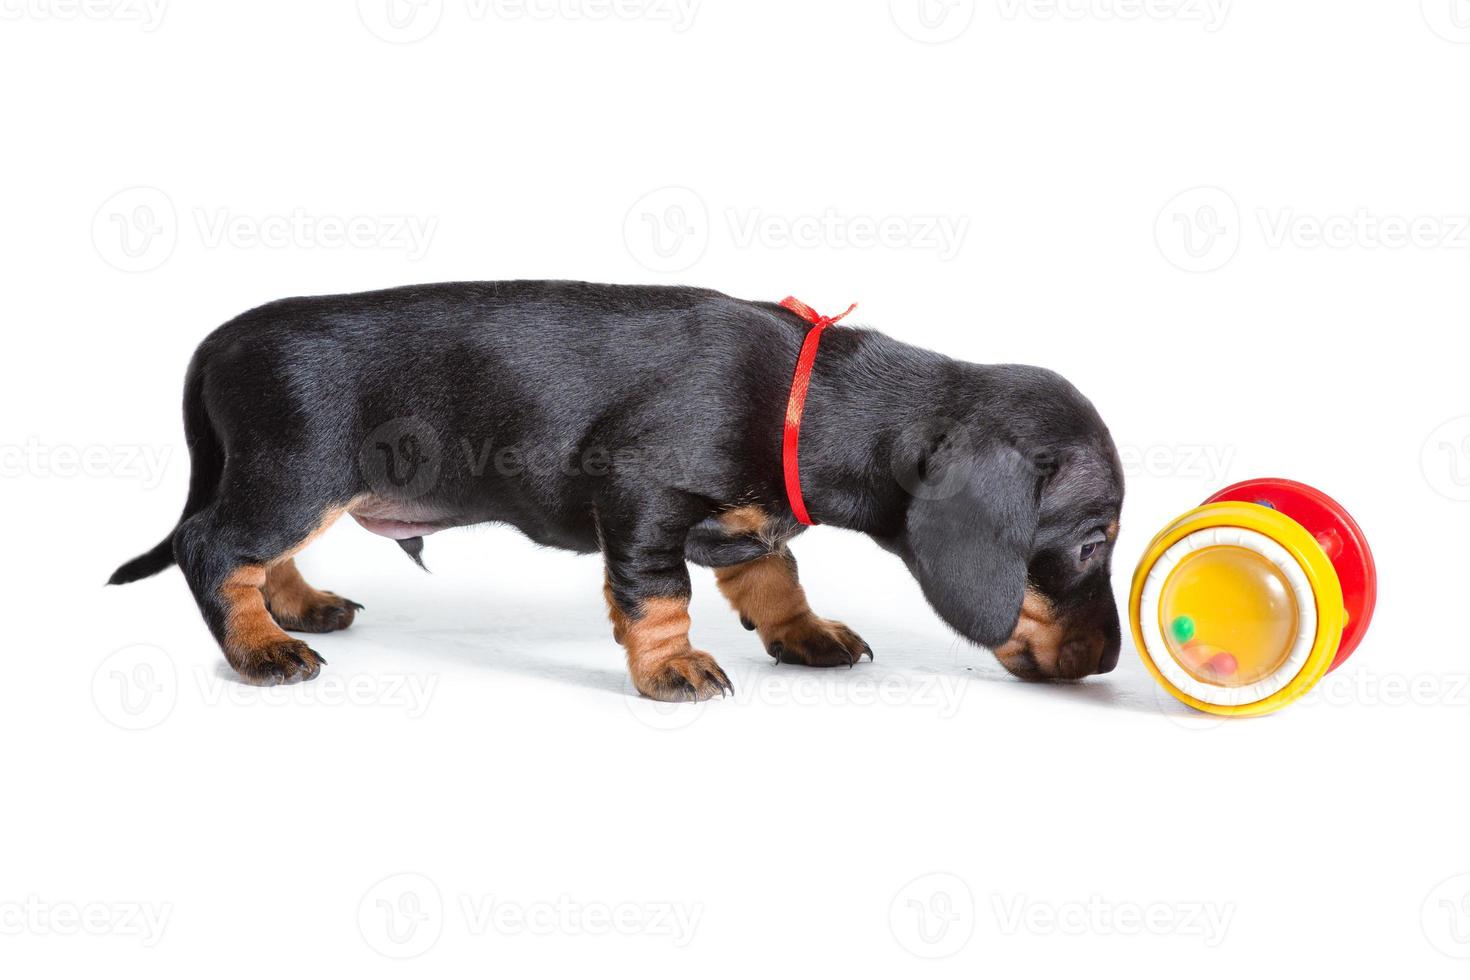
1078, 528, 1110, 564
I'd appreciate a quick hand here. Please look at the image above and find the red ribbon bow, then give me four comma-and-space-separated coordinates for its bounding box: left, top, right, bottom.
779, 296, 857, 526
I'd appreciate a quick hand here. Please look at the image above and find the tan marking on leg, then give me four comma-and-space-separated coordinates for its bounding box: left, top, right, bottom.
220, 507, 351, 683
262, 558, 359, 633
623, 597, 693, 676
717, 505, 770, 537
715, 553, 869, 667
618, 596, 731, 702
223, 564, 287, 653
994, 586, 1069, 678
715, 553, 809, 633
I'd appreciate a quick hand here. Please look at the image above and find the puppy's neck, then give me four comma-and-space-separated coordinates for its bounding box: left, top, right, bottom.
794, 327, 974, 538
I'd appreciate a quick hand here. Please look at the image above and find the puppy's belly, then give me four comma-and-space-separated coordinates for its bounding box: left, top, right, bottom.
349, 497, 457, 540
346, 494, 599, 553
351, 515, 446, 539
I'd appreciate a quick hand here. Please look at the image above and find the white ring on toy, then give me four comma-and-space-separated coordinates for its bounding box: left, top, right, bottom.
1137, 526, 1318, 707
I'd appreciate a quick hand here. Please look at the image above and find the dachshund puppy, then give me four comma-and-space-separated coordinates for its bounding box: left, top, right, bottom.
110, 281, 1123, 699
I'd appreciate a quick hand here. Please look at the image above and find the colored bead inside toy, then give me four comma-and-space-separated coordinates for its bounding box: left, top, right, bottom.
1158, 545, 1299, 688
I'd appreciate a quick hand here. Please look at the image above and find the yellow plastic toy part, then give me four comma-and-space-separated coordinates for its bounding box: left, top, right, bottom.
1129, 501, 1345, 717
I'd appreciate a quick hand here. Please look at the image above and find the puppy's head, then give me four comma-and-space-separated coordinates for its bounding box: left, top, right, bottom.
896, 367, 1124, 681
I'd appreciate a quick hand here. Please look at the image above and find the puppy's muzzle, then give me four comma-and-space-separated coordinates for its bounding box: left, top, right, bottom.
994, 588, 1120, 680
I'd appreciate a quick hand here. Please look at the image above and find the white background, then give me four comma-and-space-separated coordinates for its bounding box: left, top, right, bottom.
4, 0, 1469, 975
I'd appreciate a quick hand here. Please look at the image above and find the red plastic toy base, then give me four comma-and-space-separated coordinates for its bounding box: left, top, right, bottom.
1203, 478, 1376, 671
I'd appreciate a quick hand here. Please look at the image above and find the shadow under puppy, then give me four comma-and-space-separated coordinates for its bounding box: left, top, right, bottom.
110, 281, 1124, 699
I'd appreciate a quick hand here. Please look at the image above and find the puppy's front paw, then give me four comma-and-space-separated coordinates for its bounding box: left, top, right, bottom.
230, 639, 326, 685
632, 650, 733, 702
766, 617, 872, 668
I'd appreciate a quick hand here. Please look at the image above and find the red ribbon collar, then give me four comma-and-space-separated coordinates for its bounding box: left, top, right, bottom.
779, 296, 857, 526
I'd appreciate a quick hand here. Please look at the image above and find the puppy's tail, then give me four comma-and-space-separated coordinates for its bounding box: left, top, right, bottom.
108, 364, 223, 585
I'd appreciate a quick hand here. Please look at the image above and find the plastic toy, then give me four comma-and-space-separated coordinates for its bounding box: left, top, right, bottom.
1129, 478, 1376, 717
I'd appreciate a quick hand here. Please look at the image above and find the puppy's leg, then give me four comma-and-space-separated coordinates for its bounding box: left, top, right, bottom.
175, 492, 352, 685
262, 558, 362, 634
602, 505, 732, 702
715, 549, 872, 667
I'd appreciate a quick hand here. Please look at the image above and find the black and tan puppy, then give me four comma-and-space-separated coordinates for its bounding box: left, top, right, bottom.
110, 281, 1124, 699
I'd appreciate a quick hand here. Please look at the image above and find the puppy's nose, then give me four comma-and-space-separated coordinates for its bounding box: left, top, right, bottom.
1061, 635, 1117, 677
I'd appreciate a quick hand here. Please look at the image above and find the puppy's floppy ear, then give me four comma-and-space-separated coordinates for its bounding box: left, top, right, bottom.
901, 437, 1042, 649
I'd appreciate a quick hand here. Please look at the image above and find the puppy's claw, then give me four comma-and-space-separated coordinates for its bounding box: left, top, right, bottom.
761, 622, 870, 669
633, 650, 732, 702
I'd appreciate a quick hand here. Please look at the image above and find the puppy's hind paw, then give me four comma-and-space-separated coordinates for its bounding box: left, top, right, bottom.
269, 592, 362, 634
230, 639, 326, 686
767, 618, 872, 668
